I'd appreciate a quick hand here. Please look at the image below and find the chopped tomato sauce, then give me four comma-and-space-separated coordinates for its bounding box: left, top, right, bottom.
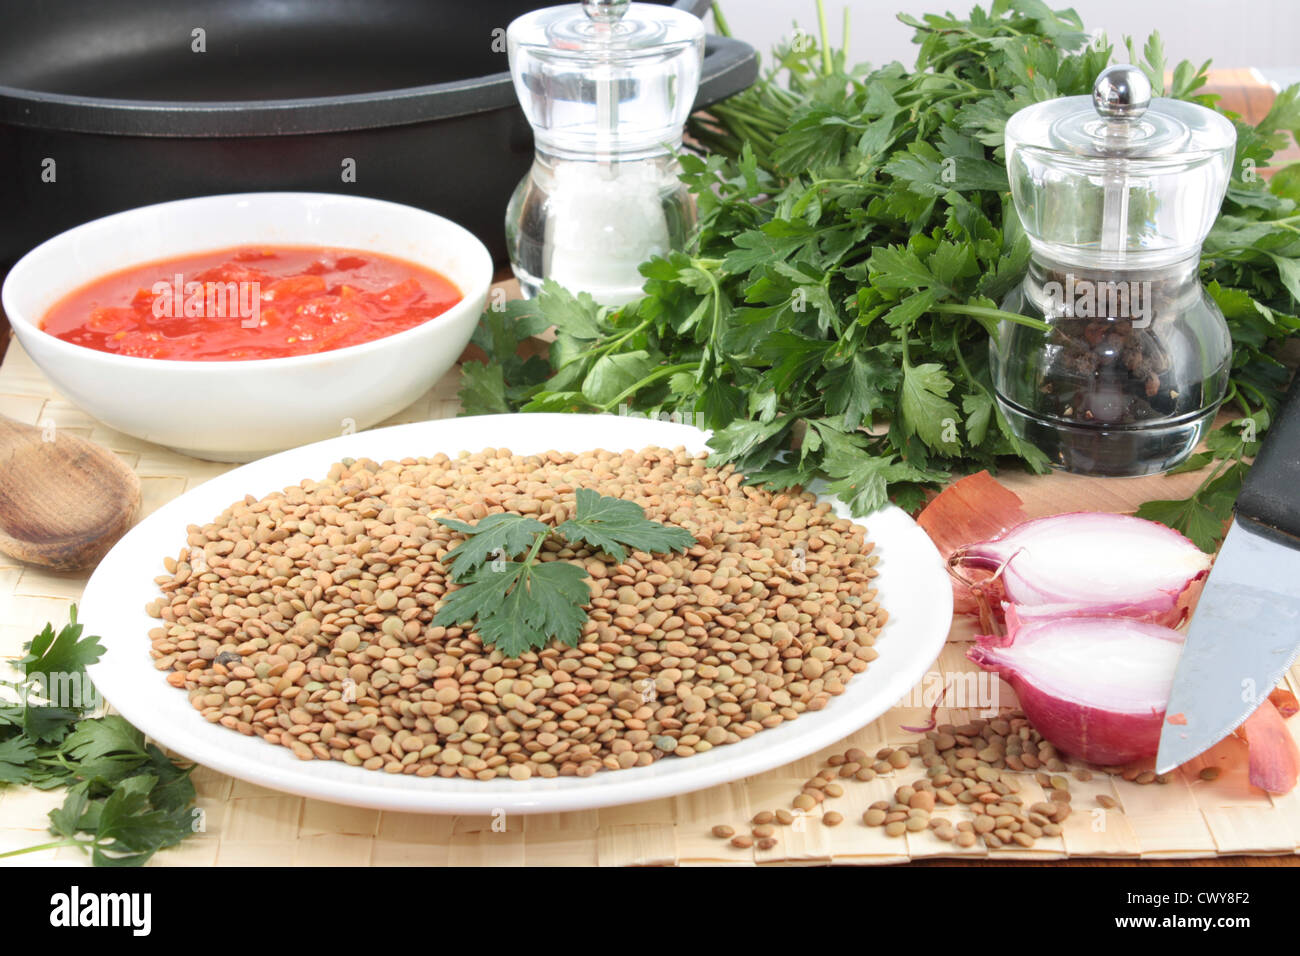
40, 246, 462, 360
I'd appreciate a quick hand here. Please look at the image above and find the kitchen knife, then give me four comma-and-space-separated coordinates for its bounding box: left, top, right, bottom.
1156, 374, 1300, 774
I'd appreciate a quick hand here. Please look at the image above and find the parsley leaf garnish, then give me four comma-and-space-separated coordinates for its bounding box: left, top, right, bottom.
435, 513, 549, 577
556, 488, 696, 563
8, 607, 102, 746
472, 560, 593, 659
433, 492, 695, 655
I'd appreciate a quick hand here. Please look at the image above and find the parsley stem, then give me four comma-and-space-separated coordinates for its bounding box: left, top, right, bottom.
692, 258, 727, 372
551, 316, 654, 378
816, 0, 833, 75
950, 325, 981, 391
711, 2, 731, 37
712, 107, 787, 134
599, 362, 699, 410
1235, 379, 1269, 410
521, 530, 548, 567
0, 838, 87, 858
1196, 451, 1233, 491
931, 303, 1052, 333
1224, 381, 1246, 418
592, 317, 652, 359
810, 177, 875, 188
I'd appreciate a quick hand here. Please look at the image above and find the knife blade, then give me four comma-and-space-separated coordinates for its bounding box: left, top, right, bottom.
1156, 374, 1300, 774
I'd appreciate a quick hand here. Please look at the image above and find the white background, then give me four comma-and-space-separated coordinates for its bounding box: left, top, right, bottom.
711, 0, 1300, 71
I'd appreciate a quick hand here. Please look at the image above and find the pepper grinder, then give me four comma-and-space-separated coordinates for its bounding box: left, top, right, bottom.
991, 65, 1237, 475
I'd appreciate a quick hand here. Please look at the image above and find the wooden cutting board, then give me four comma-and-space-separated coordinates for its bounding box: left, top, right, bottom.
1, 327, 1297, 867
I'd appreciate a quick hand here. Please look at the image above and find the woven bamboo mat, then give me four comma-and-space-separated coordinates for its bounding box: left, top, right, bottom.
2, 338, 1299, 867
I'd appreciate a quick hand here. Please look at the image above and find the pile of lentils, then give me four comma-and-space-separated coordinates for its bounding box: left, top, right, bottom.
711, 711, 1179, 852
145, 446, 886, 780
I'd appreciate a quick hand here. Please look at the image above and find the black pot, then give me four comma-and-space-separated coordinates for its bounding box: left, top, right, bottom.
0, 0, 757, 267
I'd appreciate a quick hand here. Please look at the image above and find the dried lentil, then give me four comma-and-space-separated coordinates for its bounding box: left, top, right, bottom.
148, 446, 886, 781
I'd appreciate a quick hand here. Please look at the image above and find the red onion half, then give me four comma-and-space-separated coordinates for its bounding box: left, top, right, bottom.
952, 513, 1211, 626
968, 610, 1185, 765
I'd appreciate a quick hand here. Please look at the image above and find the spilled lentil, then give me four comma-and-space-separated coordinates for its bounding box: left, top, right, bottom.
709, 710, 1164, 854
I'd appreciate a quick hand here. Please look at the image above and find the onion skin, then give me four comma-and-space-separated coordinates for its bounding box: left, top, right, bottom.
1010, 600, 1189, 628
1239, 699, 1300, 794
916, 472, 1026, 619
1270, 688, 1300, 719
968, 611, 1185, 765
953, 512, 1211, 627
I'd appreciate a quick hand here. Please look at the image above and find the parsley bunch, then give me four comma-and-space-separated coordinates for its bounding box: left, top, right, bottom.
460, 0, 1300, 544
0, 609, 198, 866
432, 489, 695, 656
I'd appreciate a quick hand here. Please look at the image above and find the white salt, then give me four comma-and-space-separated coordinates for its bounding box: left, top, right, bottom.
545, 160, 672, 306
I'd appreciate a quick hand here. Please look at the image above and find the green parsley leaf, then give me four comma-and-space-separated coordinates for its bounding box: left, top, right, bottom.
433, 492, 694, 656
19, 608, 103, 706
1135, 495, 1230, 555
0, 610, 200, 867
581, 351, 657, 407
822, 349, 901, 429
63, 714, 147, 763
457, 360, 512, 415
824, 452, 944, 516
899, 362, 963, 455
471, 560, 593, 658
434, 557, 589, 658
48, 782, 94, 841
96, 776, 186, 851
556, 488, 696, 563
431, 561, 523, 631
436, 512, 549, 577
15, 607, 104, 744
0, 737, 36, 785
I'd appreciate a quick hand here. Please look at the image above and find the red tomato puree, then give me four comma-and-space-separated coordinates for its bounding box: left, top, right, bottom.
40, 246, 463, 360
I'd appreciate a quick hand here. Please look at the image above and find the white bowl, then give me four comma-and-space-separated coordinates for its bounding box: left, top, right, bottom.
2, 193, 493, 461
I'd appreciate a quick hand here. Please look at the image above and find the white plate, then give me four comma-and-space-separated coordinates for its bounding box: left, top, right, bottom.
82, 414, 951, 814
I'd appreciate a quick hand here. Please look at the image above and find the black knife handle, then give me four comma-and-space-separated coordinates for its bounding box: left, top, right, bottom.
1236, 372, 1300, 541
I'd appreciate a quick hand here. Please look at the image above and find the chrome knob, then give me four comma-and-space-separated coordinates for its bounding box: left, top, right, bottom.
1093, 64, 1152, 120
583, 0, 631, 24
